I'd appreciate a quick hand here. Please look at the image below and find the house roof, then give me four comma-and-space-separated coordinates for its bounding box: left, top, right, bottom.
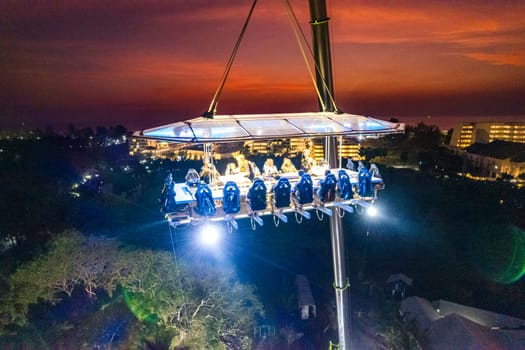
426, 313, 502, 350
400, 296, 441, 334
401, 297, 525, 350
386, 273, 413, 286
436, 299, 525, 329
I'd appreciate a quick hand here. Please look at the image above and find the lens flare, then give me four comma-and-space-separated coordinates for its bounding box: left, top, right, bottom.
471, 225, 525, 284
123, 290, 159, 323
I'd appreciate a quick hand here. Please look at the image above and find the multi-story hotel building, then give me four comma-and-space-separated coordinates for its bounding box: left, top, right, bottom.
132, 137, 363, 162
451, 121, 525, 148
245, 137, 361, 161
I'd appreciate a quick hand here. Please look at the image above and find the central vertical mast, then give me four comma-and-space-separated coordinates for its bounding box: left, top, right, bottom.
309, 1, 352, 349
308, 0, 336, 113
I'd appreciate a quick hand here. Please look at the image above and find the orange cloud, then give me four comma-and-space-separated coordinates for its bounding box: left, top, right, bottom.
331, 2, 525, 67
464, 52, 525, 67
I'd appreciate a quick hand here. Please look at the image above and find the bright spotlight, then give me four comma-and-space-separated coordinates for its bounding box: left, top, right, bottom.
198, 224, 221, 247
366, 206, 378, 217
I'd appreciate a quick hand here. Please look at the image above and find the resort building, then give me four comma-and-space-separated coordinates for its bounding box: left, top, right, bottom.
451, 121, 525, 148
130, 136, 363, 162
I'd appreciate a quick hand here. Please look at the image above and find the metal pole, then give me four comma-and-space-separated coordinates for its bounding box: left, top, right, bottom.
329, 205, 351, 349
308, 1, 351, 348
308, 0, 336, 113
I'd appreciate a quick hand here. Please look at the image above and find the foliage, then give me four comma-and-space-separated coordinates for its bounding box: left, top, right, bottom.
360, 146, 387, 162
1, 231, 125, 326
416, 147, 463, 173
375, 325, 405, 350
0, 231, 263, 349
360, 122, 444, 167
122, 251, 264, 349
407, 123, 442, 149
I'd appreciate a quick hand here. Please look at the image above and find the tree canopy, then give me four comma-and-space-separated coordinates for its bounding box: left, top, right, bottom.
0, 230, 263, 349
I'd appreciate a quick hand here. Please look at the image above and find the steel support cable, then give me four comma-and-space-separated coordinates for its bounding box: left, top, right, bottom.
327, 0, 338, 111
284, 0, 339, 112
284, 0, 326, 112
206, 0, 258, 117
168, 223, 190, 331
309, 18, 339, 113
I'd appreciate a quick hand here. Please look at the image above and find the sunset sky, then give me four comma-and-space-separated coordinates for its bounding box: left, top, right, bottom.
2, 0, 524, 131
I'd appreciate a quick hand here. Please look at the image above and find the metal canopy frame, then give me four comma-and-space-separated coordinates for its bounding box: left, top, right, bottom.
133, 112, 404, 144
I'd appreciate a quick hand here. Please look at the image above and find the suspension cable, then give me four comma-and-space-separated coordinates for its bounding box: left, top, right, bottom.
284, 0, 339, 112
168, 223, 190, 331
284, 0, 326, 112
206, 0, 339, 116
327, 0, 338, 110
205, 0, 258, 118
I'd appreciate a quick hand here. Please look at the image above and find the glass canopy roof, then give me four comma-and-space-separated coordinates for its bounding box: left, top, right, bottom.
134, 112, 404, 143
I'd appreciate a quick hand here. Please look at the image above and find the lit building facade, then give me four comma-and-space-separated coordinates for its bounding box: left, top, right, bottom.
451, 121, 525, 148
310, 138, 362, 161
238, 137, 361, 161
463, 152, 525, 180
130, 136, 362, 162
338, 139, 362, 160
129, 138, 218, 160
129, 138, 171, 157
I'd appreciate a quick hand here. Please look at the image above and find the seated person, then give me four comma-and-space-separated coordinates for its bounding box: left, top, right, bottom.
263, 158, 279, 177
235, 154, 249, 174
369, 163, 381, 178
224, 162, 239, 176
161, 172, 173, 195
280, 157, 298, 174
185, 168, 200, 187
247, 161, 261, 181
346, 158, 356, 171
301, 149, 315, 172
160, 173, 176, 214
310, 158, 329, 176
200, 160, 220, 184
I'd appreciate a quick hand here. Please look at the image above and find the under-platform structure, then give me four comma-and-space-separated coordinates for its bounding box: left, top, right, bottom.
134, 1, 404, 349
